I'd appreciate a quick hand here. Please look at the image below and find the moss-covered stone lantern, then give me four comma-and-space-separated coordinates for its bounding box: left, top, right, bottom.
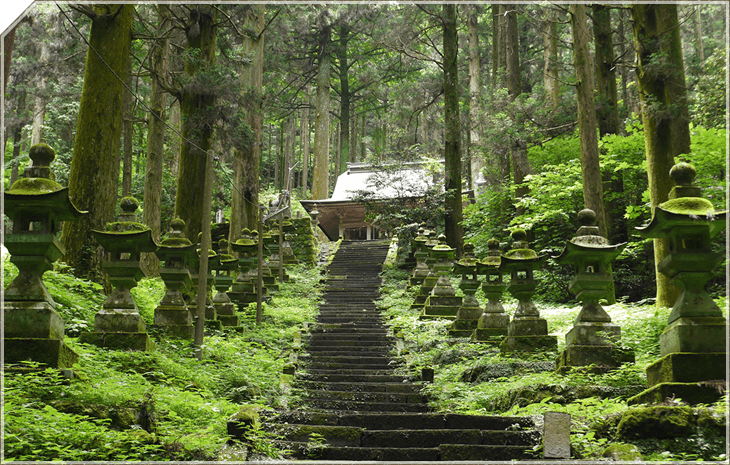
229, 229, 269, 308
265, 224, 289, 285
449, 243, 481, 337
309, 203, 320, 230
80, 196, 156, 351
554, 208, 632, 370
420, 234, 462, 320
410, 230, 441, 309
212, 238, 240, 327
471, 238, 510, 344
499, 229, 557, 354
629, 162, 727, 405
406, 226, 430, 291
152, 218, 197, 339
4, 143, 86, 368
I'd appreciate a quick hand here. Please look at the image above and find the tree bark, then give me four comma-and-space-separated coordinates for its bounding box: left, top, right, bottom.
443, 4, 463, 255
311, 18, 332, 200
592, 4, 619, 137
571, 4, 609, 239
542, 8, 559, 108
337, 24, 350, 175
141, 4, 171, 277
631, 4, 690, 308
467, 6, 483, 190
504, 4, 521, 98
230, 5, 264, 242
174, 6, 217, 242
3, 26, 16, 95
121, 53, 134, 198
31, 40, 51, 147
61, 5, 134, 283
168, 100, 181, 177
695, 5, 705, 66
300, 100, 310, 196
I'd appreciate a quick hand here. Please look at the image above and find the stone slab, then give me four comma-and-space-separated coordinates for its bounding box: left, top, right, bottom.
543, 411, 571, 459
94, 311, 146, 333
470, 328, 507, 344
151, 324, 195, 340
154, 306, 192, 326
628, 381, 727, 406
4, 302, 66, 340
218, 315, 240, 327
478, 312, 510, 329
500, 335, 557, 354
659, 317, 728, 356
4, 337, 79, 368
646, 352, 726, 386
556, 344, 634, 369
565, 322, 621, 346
508, 317, 548, 336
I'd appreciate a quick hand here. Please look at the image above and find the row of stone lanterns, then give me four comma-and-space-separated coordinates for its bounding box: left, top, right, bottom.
3, 144, 306, 362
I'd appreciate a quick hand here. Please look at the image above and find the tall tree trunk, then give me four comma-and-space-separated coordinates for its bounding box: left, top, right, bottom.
443, 4, 463, 255
542, 8, 560, 108
467, 6, 483, 190
168, 100, 181, 176
121, 53, 134, 197
337, 24, 350, 175
695, 5, 705, 67
592, 4, 620, 137
230, 5, 264, 242
61, 5, 134, 283
174, 6, 217, 242
300, 100, 310, 196
311, 19, 332, 200
141, 4, 171, 277
31, 40, 51, 147
3, 26, 16, 95
571, 4, 608, 238
631, 4, 690, 308
10, 125, 23, 186
504, 4, 530, 217
284, 116, 296, 192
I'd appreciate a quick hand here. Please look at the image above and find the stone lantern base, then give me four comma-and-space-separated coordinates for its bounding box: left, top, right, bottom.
153, 304, 195, 339
500, 317, 557, 354
79, 306, 155, 351
79, 331, 155, 351
419, 295, 462, 320
555, 321, 635, 371
5, 337, 79, 369
470, 313, 510, 344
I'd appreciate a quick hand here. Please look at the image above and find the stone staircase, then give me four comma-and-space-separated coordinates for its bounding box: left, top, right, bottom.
243, 240, 541, 460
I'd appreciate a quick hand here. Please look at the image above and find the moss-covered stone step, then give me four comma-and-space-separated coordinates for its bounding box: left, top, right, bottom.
305, 333, 392, 343
301, 389, 427, 404
305, 346, 390, 355
298, 380, 422, 394
307, 339, 391, 349
303, 399, 430, 412
304, 368, 397, 376
297, 354, 393, 365
284, 443, 440, 461
306, 361, 395, 371
361, 428, 537, 447
298, 373, 407, 383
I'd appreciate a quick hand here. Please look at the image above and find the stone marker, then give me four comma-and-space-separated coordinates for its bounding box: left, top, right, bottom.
410, 230, 440, 309
229, 228, 269, 309
212, 238, 240, 327
406, 226, 429, 290
4, 143, 86, 368
554, 208, 634, 370
81, 196, 156, 351
419, 235, 462, 320
629, 162, 727, 405
188, 233, 220, 329
543, 411, 571, 459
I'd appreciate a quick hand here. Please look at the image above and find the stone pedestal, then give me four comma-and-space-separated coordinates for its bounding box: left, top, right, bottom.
213, 239, 240, 327
449, 243, 481, 337
420, 235, 461, 320
3, 144, 85, 368
628, 163, 727, 405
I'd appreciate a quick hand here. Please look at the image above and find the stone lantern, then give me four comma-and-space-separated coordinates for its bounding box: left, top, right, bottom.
212, 238, 240, 327
80, 196, 156, 351
406, 227, 429, 291
152, 218, 197, 339
309, 203, 320, 230
229, 228, 268, 308
449, 243, 482, 337
471, 238, 510, 344
4, 143, 86, 368
419, 235, 462, 320
410, 230, 441, 309
554, 208, 632, 370
499, 229, 557, 354
265, 224, 289, 284
629, 162, 727, 405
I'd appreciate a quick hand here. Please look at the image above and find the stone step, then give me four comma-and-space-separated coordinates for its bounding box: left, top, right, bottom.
306, 339, 393, 348
297, 381, 422, 394
300, 389, 427, 404
303, 367, 399, 376
305, 362, 395, 371
302, 399, 430, 412
297, 354, 394, 365
298, 373, 407, 383
305, 333, 392, 343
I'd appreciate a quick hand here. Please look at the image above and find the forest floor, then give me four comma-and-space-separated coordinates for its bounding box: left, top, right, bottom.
2, 241, 728, 462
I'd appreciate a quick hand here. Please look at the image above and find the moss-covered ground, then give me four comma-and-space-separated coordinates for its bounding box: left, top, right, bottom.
377, 264, 728, 461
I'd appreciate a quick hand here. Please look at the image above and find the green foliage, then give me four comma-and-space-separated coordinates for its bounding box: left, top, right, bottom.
690, 47, 727, 130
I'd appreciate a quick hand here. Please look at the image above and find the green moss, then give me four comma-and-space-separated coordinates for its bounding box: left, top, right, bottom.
8, 177, 63, 195
661, 197, 715, 215
105, 222, 149, 233
160, 237, 192, 247
601, 443, 642, 461
504, 248, 538, 259
617, 406, 695, 439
